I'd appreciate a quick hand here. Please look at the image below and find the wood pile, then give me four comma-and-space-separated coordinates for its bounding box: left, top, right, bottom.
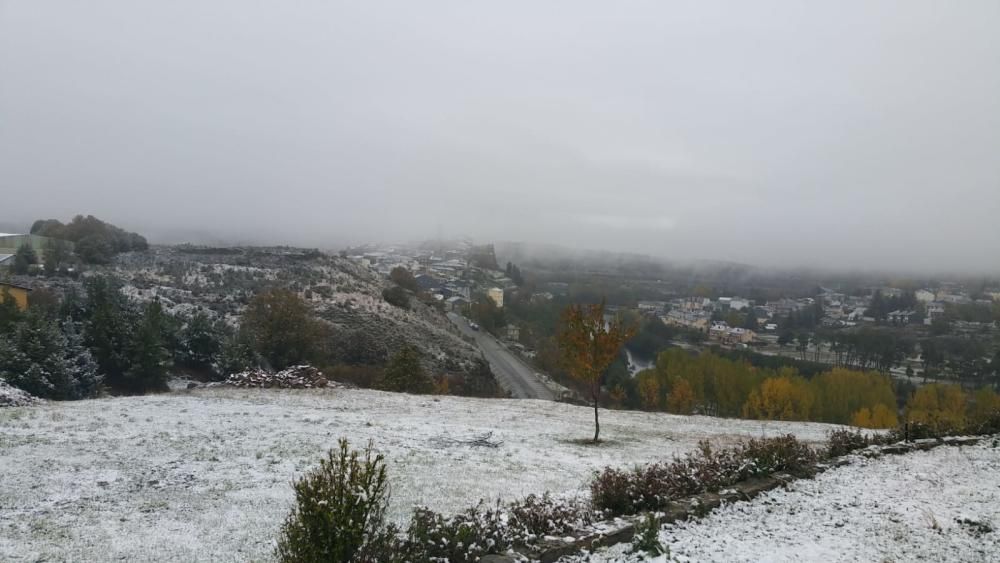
224, 365, 329, 389
0, 380, 41, 407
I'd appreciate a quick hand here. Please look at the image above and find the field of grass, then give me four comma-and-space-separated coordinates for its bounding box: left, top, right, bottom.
0, 387, 842, 562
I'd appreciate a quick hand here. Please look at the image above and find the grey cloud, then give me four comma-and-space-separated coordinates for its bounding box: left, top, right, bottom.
1, 1, 998, 272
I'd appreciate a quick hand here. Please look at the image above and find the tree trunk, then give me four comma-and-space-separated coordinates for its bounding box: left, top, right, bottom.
592, 392, 600, 443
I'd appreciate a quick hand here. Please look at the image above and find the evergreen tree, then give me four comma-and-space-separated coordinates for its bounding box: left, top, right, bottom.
389, 267, 418, 292
380, 345, 433, 394
61, 320, 101, 398
177, 311, 223, 376
218, 331, 258, 376
81, 276, 137, 389
0, 313, 101, 400
43, 238, 72, 274
12, 243, 37, 275
123, 300, 170, 393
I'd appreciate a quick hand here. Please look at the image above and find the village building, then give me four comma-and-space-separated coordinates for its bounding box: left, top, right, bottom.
487, 287, 504, 308
0, 281, 32, 311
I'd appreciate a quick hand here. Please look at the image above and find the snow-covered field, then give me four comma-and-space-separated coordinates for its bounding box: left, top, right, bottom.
0, 388, 841, 562
577, 440, 1000, 563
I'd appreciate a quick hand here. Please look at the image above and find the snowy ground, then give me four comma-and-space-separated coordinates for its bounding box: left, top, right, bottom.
575, 440, 1000, 563
0, 387, 841, 562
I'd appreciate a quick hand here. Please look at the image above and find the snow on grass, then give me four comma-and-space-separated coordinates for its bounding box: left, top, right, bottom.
578, 439, 1000, 563
0, 388, 840, 562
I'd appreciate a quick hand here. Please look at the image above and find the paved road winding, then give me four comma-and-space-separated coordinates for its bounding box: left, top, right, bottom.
448, 313, 555, 400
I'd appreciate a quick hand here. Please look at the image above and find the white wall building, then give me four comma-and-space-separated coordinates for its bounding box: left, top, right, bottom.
487, 287, 504, 308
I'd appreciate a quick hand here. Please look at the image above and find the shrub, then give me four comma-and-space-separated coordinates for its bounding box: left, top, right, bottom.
382, 286, 410, 309
631, 513, 665, 556
380, 345, 433, 394
507, 494, 592, 542
590, 466, 640, 515
967, 412, 1000, 436
276, 439, 394, 563
738, 435, 818, 476
404, 502, 510, 563
389, 267, 418, 292
828, 429, 877, 457
590, 435, 818, 515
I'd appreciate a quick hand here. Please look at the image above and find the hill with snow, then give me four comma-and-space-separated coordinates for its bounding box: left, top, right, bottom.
1, 387, 841, 561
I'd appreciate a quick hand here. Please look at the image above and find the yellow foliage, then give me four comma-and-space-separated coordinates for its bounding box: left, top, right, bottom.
968, 387, 1000, 424
653, 349, 764, 417
742, 375, 815, 421
907, 383, 966, 429
666, 378, 695, 415
851, 403, 898, 429
637, 375, 660, 410
433, 376, 450, 395
810, 368, 897, 424
852, 407, 872, 428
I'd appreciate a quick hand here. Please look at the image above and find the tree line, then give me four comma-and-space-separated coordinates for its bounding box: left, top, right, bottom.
0, 278, 500, 400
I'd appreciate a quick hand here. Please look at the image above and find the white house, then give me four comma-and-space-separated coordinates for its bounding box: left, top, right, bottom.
487, 287, 504, 308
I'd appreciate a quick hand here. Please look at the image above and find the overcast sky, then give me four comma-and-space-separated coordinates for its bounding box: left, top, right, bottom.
1, 1, 998, 272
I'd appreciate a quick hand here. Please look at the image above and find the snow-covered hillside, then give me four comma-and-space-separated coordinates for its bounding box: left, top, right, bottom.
0, 388, 841, 562
577, 440, 1000, 562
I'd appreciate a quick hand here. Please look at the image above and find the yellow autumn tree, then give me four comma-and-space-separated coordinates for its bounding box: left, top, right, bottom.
907, 383, 966, 430
968, 387, 1000, 425
637, 374, 661, 410
851, 403, 898, 429
811, 368, 897, 424
666, 377, 695, 414
558, 300, 635, 442
742, 375, 815, 421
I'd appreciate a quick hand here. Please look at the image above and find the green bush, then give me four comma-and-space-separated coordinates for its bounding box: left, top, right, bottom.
380, 345, 433, 394
382, 286, 410, 309
276, 439, 395, 563
631, 513, 665, 556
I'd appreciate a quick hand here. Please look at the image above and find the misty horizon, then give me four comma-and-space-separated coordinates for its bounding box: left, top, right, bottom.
2, 2, 998, 273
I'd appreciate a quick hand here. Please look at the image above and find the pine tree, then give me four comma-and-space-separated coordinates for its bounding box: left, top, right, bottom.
218, 332, 258, 377
124, 301, 170, 393
61, 320, 101, 398
81, 276, 137, 390
0, 313, 101, 400
12, 243, 37, 275
177, 311, 223, 375
380, 345, 433, 394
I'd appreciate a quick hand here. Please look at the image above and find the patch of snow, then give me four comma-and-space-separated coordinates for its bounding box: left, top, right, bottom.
578, 440, 1000, 562
0, 388, 841, 561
